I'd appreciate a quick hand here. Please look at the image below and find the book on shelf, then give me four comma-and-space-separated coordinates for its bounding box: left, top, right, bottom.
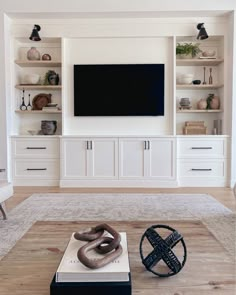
42, 107, 59, 111
56, 232, 130, 283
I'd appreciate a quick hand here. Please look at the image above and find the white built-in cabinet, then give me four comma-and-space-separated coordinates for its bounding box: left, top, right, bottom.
61, 137, 118, 180
9, 34, 231, 187
119, 138, 175, 180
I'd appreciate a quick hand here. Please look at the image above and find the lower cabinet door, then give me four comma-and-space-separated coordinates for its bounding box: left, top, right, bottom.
61, 138, 118, 179
148, 139, 175, 179
119, 138, 146, 178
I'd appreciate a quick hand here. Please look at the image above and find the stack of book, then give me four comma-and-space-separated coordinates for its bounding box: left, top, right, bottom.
50, 232, 131, 295
183, 121, 207, 135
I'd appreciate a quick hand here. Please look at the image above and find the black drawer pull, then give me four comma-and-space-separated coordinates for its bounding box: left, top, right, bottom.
26, 168, 47, 171
191, 147, 212, 150
0, 169, 6, 172
191, 168, 212, 171
26, 147, 47, 150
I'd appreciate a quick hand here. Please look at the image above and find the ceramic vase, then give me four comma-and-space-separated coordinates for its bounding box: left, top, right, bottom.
41, 120, 57, 135
27, 47, 40, 61
197, 98, 207, 110
210, 96, 220, 109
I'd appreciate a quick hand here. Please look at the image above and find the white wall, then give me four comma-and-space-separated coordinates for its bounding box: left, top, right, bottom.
63, 37, 172, 135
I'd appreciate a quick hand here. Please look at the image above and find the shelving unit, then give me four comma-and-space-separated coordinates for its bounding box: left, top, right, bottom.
15, 85, 62, 90
13, 38, 62, 135
175, 36, 225, 136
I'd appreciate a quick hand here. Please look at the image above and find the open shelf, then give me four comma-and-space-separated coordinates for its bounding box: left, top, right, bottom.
177, 109, 222, 113
15, 60, 61, 67
15, 110, 62, 114
15, 85, 62, 90
176, 84, 224, 90
176, 58, 224, 66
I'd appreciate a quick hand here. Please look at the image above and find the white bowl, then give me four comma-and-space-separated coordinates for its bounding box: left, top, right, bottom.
23, 74, 40, 84
202, 50, 216, 57
27, 130, 39, 136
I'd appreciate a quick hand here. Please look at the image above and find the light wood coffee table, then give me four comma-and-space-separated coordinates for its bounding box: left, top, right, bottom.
0, 220, 235, 294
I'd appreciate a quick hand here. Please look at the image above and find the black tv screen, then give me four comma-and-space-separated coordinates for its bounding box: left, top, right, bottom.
74, 64, 164, 116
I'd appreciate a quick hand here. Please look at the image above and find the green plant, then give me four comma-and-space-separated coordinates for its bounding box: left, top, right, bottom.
176, 42, 202, 58
206, 93, 214, 109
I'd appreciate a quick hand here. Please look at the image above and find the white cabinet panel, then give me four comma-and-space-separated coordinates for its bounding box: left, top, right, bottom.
62, 139, 87, 178
92, 140, 118, 178
149, 140, 174, 178
61, 137, 118, 179
119, 139, 145, 178
178, 160, 225, 178
13, 159, 59, 179
178, 138, 226, 158
12, 138, 59, 158
119, 137, 175, 180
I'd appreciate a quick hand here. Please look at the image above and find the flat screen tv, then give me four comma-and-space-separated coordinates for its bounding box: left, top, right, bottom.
74, 64, 164, 116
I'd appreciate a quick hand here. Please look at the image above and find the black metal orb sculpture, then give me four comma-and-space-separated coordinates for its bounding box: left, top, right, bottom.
139, 224, 187, 277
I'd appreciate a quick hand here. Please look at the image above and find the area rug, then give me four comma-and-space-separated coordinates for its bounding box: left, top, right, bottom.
0, 193, 235, 260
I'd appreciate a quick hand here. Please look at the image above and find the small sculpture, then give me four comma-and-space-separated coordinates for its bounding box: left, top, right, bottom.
139, 224, 187, 277
209, 68, 213, 84
44, 70, 59, 85
74, 223, 123, 269
202, 67, 206, 84
20, 89, 27, 110
42, 53, 51, 61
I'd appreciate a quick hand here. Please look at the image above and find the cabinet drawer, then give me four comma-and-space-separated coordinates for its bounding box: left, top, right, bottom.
12, 138, 59, 158
12, 159, 59, 179
178, 160, 225, 177
178, 138, 226, 158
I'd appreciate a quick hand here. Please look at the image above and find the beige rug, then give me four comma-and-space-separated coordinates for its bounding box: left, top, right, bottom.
0, 193, 235, 260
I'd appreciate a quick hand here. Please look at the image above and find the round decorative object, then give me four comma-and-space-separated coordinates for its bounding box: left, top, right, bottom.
192, 79, 201, 85
42, 53, 52, 61
27, 47, 40, 60
41, 120, 57, 135
32, 93, 52, 110
139, 224, 187, 277
23, 74, 40, 84
197, 98, 207, 110
210, 96, 220, 109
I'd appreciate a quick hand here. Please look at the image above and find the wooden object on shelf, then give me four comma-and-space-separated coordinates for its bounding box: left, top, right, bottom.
183, 121, 207, 135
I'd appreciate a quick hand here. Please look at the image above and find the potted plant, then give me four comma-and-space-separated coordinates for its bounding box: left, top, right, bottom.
176, 42, 202, 58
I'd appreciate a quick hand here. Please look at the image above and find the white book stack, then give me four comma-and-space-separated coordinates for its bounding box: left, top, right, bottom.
56, 232, 130, 283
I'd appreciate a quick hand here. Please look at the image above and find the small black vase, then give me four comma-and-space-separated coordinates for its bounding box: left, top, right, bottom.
41, 120, 57, 135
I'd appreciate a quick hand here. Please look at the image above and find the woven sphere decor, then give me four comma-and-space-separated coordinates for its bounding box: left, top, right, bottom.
139, 224, 187, 277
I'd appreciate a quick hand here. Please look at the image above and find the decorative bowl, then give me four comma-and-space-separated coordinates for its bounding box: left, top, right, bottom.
23, 74, 40, 84
179, 74, 194, 84
27, 130, 39, 136
202, 50, 216, 57
192, 80, 201, 85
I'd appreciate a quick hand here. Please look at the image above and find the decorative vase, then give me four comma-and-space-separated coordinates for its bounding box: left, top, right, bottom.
210, 96, 220, 109
45, 70, 59, 85
41, 120, 57, 135
27, 47, 40, 61
197, 98, 207, 110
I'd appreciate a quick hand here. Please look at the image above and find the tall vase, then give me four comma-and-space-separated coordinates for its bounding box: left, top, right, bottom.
27, 47, 40, 61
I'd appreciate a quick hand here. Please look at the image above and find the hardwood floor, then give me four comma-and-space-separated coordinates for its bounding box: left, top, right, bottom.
5, 186, 236, 212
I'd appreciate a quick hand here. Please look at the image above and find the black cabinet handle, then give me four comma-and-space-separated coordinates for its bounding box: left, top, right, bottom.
144, 141, 147, 150
191, 147, 212, 150
147, 140, 150, 150
90, 141, 93, 150
26, 168, 47, 171
191, 168, 212, 171
0, 169, 6, 172
26, 147, 46, 150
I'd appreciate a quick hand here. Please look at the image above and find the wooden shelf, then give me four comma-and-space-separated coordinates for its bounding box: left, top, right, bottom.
177, 109, 222, 113
176, 84, 224, 90
15, 110, 62, 114
15, 85, 62, 90
176, 58, 224, 66
15, 60, 61, 67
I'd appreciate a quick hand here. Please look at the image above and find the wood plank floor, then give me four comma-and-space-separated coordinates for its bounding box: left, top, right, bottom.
5, 186, 236, 212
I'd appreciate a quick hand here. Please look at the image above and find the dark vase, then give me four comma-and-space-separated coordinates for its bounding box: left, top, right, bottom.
41, 120, 57, 135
